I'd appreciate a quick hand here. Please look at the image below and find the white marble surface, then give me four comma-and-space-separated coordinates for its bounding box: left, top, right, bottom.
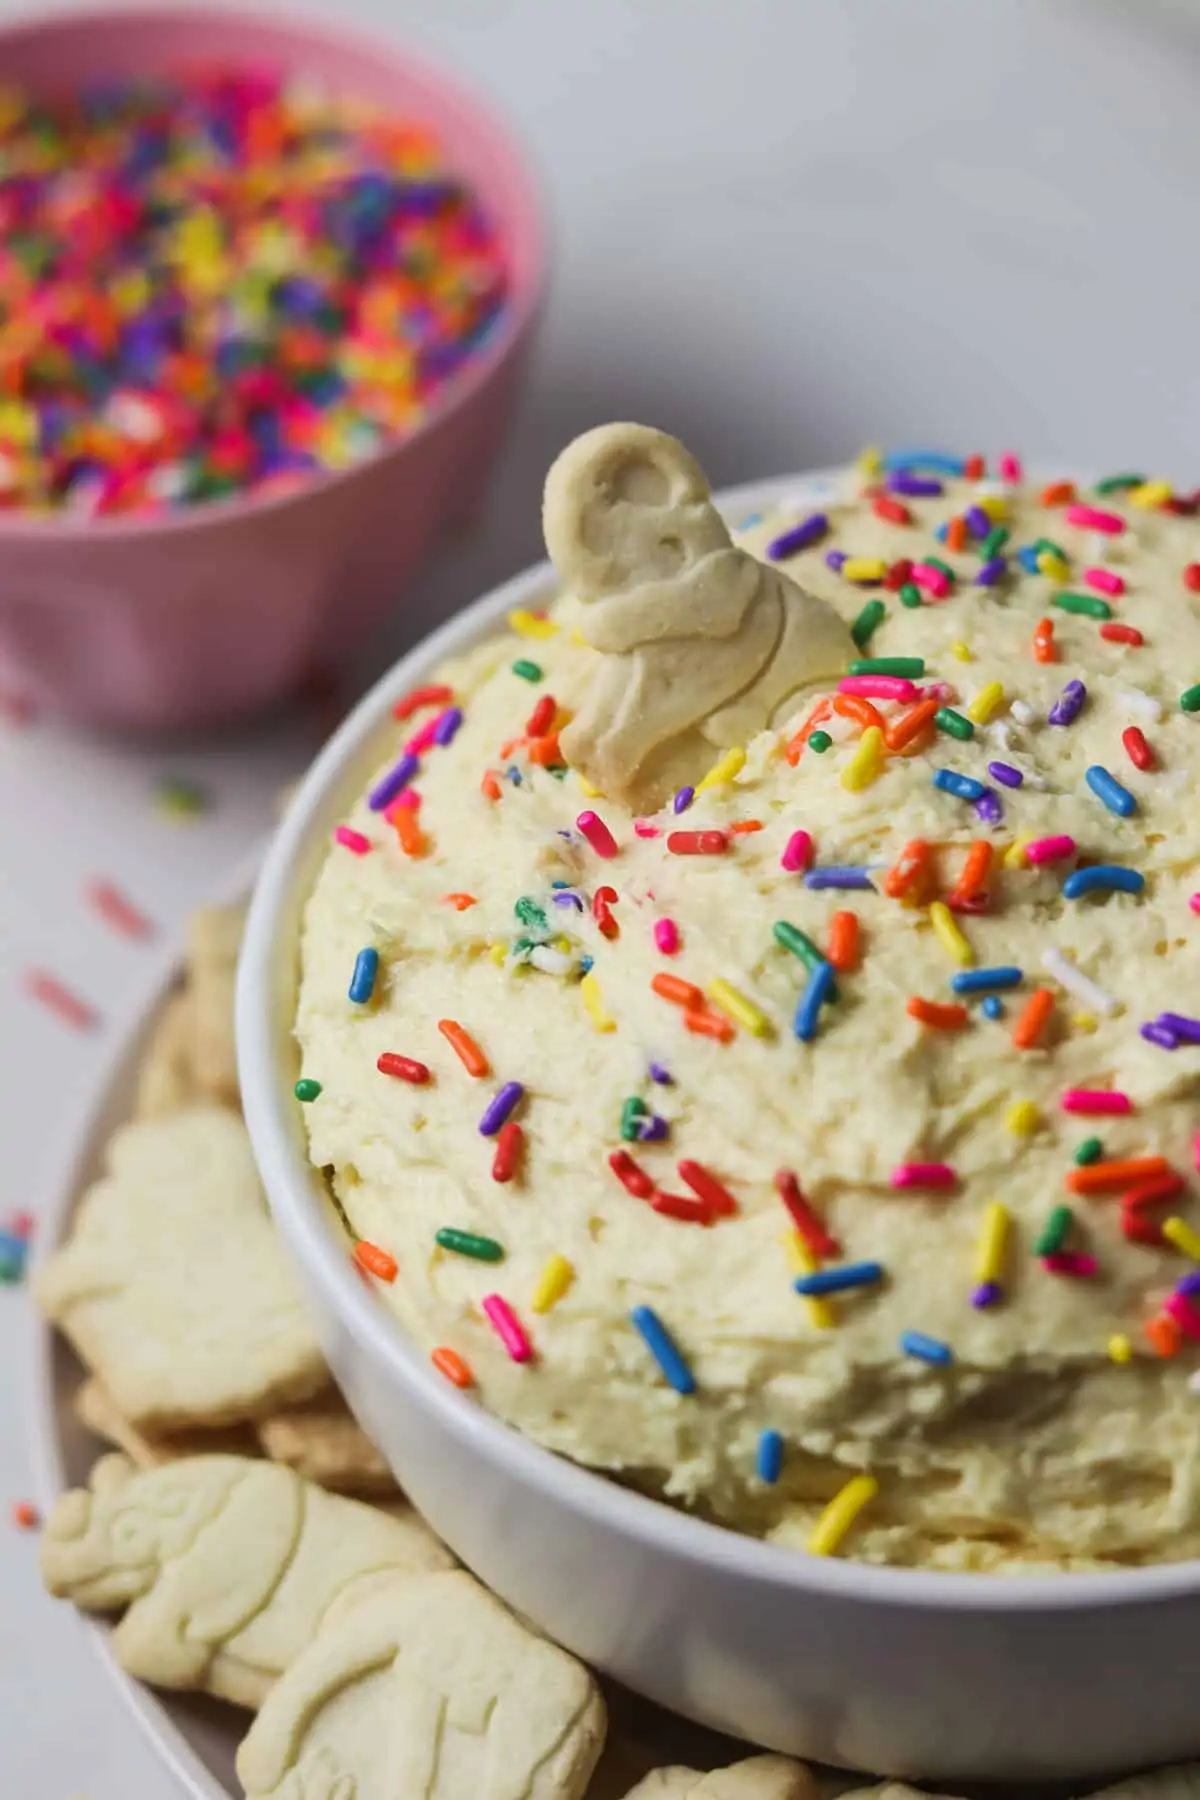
5, 1, 1200, 1793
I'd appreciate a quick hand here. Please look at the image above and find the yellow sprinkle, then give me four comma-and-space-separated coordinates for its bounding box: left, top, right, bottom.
977, 495, 1008, 522
1108, 1333, 1133, 1365
949, 639, 973, 662
531, 1253, 575, 1313
928, 899, 974, 967
577, 774, 603, 799
696, 745, 746, 792
975, 1201, 1010, 1286
784, 1233, 835, 1329
1130, 480, 1172, 509
707, 976, 771, 1037
1003, 835, 1032, 869
842, 557, 889, 583
966, 681, 1005, 725
508, 608, 558, 640
569, 626, 589, 647
1072, 1011, 1099, 1034
840, 724, 884, 792
1164, 1217, 1200, 1262
807, 1473, 879, 1557
579, 973, 615, 1032
1036, 550, 1069, 582
552, 936, 573, 954
856, 444, 883, 477
488, 943, 507, 965
1006, 1100, 1041, 1137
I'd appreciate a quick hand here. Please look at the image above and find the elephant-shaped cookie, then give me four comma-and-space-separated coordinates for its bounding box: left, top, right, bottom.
543, 424, 854, 809
622, 1759, 815, 1800
40, 1453, 453, 1709
236, 1569, 606, 1800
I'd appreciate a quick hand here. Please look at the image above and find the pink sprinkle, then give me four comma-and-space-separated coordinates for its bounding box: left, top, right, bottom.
838, 675, 919, 703
1065, 503, 1124, 535
1083, 566, 1124, 597
404, 718, 439, 755
1024, 834, 1077, 866
392, 787, 421, 810
577, 810, 619, 858
1165, 1292, 1200, 1341
654, 918, 681, 954
482, 1294, 533, 1363
1061, 1089, 1132, 1116
25, 970, 97, 1031
1042, 1252, 1098, 1277
781, 829, 814, 873
911, 564, 951, 599
890, 1162, 956, 1190
334, 825, 371, 855
633, 819, 661, 838
915, 681, 956, 703
1189, 894, 1200, 916
86, 878, 155, 939
998, 452, 1023, 483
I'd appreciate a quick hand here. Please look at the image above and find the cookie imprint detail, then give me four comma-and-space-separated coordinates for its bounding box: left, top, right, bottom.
622, 1756, 815, 1800
543, 423, 854, 808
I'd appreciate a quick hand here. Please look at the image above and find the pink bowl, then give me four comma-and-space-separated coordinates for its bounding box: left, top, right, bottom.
0, 5, 546, 729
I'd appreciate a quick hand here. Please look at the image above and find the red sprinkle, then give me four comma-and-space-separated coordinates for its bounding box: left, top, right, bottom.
377, 1052, 430, 1085
592, 884, 619, 939
963, 453, 985, 480
11, 1501, 38, 1531
1100, 623, 1144, 646
355, 1240, 398, 1282
650, 1190, 712, 1225
86, 878, 154, 938
609, 1148, 655, 1198
492, 1120, 524, 1183
873, 495, 912, 525
25, 970, 96, 1031
525, 694, 557, 738
883, 558, 914, 591
393, 684, 453, 721
1121, 1173, 1186, 1213
1184, 564, 1200, 593
1122, 1211, 1164, 1246
666, 830, 727, 856
677, 1159, 739, 1217
775, 1170, 841, 1256
1122, 726, 1155, 771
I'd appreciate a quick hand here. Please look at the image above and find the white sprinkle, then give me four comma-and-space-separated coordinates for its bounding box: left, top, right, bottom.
1040, 948, 1120, 1017
1119, 689, 1164, 722
974, 480, 1009, 500
1010, 699, 1037, 726
527, 946, 573, 976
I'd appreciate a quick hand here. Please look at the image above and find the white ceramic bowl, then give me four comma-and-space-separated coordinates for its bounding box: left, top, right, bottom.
237, 470, 1200, 1785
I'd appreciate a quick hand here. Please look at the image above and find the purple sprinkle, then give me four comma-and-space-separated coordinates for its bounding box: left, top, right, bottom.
673, 786, 695, 815
964, 505, 991, 537
987, 760, 1024, 789
478, 1081, 524, 1137
1155, 1013, 1200, 1044
974, 788, 1004, 826
648, 1061, 674, 1085
803, 865, 876, 891
1141, 1022, 1180, 1051
974, 558, 1008, 587
1048, 680, 1087, 727
888, 472, 944, 498
552, 890, 584, 911
368, 751, 419, 811
636, 1114, 669, 1143
824, 549, 847, 574
1177, 1272, 1200, 1298
433, 706, 463, 747
972, 1281, 1002, 1309
766, 512, 828, 560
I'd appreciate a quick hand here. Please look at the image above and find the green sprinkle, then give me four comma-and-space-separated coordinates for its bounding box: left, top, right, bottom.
980, 526, 1009, 559
1052, 592, 1112, 621
435, 1228, 504, 1263
898, 583, 923, 609
851, 599, 887, 649
1095, 473, 1145, 494
512, 659, 542, 682
620, 1095, 648, 1142
848, 656, 925, 678
514, 896, 549, 933
924, 556, 955, 581
934, 706, 974, 741
155, 776, 208, 818
1074, 1136, 1104, 1166
1035, 1204, 1073, 1258
294, 1079, 322, 1103
808, 729, 833, 752
1034, 538, 1067, 561
1181, 684, 1200, 713
772, 921, 839, 998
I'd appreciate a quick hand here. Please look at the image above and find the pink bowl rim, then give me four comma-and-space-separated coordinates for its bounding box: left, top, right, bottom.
237, 462, 1200, 1616
0, 0, 548, 541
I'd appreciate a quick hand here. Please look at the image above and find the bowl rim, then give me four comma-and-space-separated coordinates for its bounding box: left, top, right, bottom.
0, 0, 548, 542
237, 463, 1200, 1615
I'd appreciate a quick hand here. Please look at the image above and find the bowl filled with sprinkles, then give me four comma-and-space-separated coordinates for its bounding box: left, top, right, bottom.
0, 5, 544, 727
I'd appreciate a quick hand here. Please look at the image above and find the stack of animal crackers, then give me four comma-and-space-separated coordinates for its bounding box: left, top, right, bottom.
33, 899, 824, 1800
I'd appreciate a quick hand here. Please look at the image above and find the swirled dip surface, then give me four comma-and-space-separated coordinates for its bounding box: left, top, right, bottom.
296, 461, 1200, 1570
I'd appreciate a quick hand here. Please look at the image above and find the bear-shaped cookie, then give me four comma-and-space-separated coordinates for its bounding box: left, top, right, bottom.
40, 1453, 453, 1709
543, 423, 854, 809
235, 1569, 605, 1800
621, 1757, 814, 1800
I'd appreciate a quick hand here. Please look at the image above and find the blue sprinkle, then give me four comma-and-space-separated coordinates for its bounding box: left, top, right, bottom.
756, 1428, 784, 1485
1063, 864, 1145, 899
934, 521, 949, 543
578, 954, 594, 975
766, 512, 828, 560
932, 768, 987, 802
988, 759, 1023, 788
794, 959, 836, 1042
506, 766, 523, 784
882, 450, 964, 476
736, 511, 763, 531
673, 785, 695, 814
348, 947, 379, 1005
901, 1330, 953, 1365
974, 558, 1008, 587
794, 1261, 884, 1297
478, 1081, 524, 1137
368, 752, 418, 811
0, 1231, 29, 1283
1085, 764, 1138, 818
433, 706, 463, 747
1016, 545, 1041, 574
950, 966, 1023, 994
630, 1305, 695, 1394
803, 865, 876, 891
981, 995, 1004, 1020
648, 1061, 674, 1085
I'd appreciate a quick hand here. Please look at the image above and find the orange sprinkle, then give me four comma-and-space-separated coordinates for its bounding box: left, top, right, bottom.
1145, 1314, 1181, 1359
1013, 986, 1055, 1049
884, 697, 940, 753
11, 1500, 38, 1530
826, 910, 860, 972
907, 996, 969, 1031
432, 1347, 475, 1388
355, 1239, 398, 1282
481, 770, 502, 802
527, 732, 562, 767
948, 840, 993, 909
945, 515, 968, 551
390, 804, 425, 857
834, 692, 886, 734
1068, 1156, 1171, 1196
1040, 480, 1076, 507
1033, 618, 1057, 664
884, 837, 933, 900
784, 697, 834, 765
438, 1018, 490, 1077
442, 892, 477, 910
499, 735, 525, 758
684, 1008, 736, 1043
652, 973, 705, 1010
728, 819, 764, 835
